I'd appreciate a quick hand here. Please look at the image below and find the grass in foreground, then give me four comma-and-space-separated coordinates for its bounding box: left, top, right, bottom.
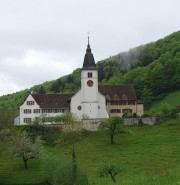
0, 117, 180, 185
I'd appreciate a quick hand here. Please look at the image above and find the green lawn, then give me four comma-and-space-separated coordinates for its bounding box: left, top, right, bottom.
0, 117, 180, 185
147, 90, 180, 114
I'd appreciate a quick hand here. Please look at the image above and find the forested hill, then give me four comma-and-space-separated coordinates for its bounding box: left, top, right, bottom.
0, 30, 180, 117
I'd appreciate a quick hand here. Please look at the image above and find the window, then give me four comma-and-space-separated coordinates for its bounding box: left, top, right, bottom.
48, 109, 52, 113
33, 109, 40, 114
53, 109, 60, 113
42, 109, 46, 113
24, 109, 31, 114
24, 118, 31, 123
42, 109, 52, 113
27, 101, 34, 105
42, 109, 65, 113
122, 109, 132, 113
87, 72, 92, 78
110, 109, 121, 113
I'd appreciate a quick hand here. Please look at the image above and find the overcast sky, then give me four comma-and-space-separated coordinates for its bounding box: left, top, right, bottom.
0, 0, 180, 96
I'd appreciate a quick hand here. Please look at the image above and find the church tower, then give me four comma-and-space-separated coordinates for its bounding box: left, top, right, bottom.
70, 38, 108, 120
81, 37, 99, 119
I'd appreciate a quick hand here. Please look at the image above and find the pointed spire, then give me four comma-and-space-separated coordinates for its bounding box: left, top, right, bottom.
82, 35, 96, 70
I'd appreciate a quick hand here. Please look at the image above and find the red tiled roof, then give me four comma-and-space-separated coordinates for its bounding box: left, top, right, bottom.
32, 94, 74, 108
98, 84, 137, 101
31, 84, 138, 108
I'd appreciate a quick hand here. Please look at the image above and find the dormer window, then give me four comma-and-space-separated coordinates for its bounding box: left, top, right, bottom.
88, 72, 92, 78
27, 101, 34, 105
122, 93, 128, 100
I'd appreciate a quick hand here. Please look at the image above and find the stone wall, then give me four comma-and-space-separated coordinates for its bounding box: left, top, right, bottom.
82, 117, 158, 131
82, 119, 102, 131
124, 117, 158, 126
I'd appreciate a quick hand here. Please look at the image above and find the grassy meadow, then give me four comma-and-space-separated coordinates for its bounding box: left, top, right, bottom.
0, 117, 180, 185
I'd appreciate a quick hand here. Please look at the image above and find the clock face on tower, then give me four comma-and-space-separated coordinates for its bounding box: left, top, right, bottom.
87, 80, 94, 87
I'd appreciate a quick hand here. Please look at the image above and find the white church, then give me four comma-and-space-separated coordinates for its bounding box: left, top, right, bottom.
17, 39, 143, 125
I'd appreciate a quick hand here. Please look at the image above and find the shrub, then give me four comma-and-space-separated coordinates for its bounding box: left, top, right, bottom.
43, 155, 88, 185
141, 113, 149, 118
170, 105, 180, 118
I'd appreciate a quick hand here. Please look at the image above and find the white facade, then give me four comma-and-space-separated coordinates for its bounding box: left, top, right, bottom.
20, 94, 66, 125
20, 94, 40, 125
81, 70, 98, 119
70, 69, 108, 119
71, 90, 108, 119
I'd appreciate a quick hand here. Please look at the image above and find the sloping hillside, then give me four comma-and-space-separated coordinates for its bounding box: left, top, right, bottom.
146, 90, 180, 114
0, 31, 180, 117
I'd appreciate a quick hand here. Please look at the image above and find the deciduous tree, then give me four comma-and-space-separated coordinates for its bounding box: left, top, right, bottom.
99, 116, 124, 144
98, 163, 121, 183
11, 131, 43, 170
